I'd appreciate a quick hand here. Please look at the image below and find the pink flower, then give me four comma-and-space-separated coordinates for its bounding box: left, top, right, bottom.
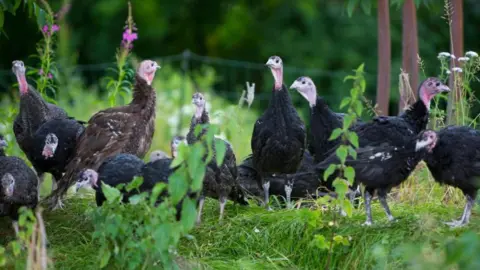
51, 25, 60, 33
122, 29, 138, 43
42, 25, 49, 33
39, 69, 44, 75
48, 73, 53, 79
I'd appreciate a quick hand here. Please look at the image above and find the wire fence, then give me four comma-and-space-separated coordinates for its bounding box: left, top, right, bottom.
0, 50, 377, 100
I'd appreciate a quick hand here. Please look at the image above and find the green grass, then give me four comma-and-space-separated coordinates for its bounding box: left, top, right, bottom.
0, 67, 478, 269
1, 166, 478, 269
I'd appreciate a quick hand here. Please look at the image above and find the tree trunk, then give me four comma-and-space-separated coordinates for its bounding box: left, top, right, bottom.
376, 0, 391, 116
399, 0, 419, 113
446, 0, 464, 125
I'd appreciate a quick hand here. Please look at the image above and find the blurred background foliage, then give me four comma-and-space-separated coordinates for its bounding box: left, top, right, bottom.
0, 0, 479, 115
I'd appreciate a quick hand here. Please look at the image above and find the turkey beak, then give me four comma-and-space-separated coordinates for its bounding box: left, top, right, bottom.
289, 81, 300, 90
438, 84, 450, 93
265, 59, 274, 68
0, 139, 7, 148
155, 62, 161, 70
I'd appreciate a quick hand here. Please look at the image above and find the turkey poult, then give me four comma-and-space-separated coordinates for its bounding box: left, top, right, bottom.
29, 118, 85, 193
47, 60, 160, 209
309, 130, 438, 225
290, 76, 363, 162
424, 126, 480, 227
0, 135, 38, 235
186, 92, 248, 223
251, 56, 306, 209
76, 153, 145, 206
352, 78, 449, 148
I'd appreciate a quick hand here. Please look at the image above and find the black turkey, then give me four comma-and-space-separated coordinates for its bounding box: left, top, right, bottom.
186, 92, 247, 223
251, 56, 306, 209
0, 140, 38, 235
290, 76, 364, 162
351, 78, 449, 148
424, 126, 480, 227
75, 154, 145, 206
29, 118, 85, 193
309, 130, 438, 225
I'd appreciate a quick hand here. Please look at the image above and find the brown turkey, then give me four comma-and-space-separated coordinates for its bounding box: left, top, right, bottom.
45, 60, 160, 209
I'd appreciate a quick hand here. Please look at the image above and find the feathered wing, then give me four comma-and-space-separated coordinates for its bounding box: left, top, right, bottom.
51, 109, 137, 196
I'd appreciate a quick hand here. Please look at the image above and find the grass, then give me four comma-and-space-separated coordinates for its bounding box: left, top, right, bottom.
1, 173, 477, 269
0, 67, 478, 269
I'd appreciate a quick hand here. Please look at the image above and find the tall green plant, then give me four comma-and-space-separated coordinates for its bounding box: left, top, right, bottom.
312, 64, 366, 269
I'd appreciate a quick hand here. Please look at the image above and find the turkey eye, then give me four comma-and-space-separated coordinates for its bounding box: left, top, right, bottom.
302, 81, 305, 84
151, 63, 154, 66
275, 60, 279, 63
435, 82, 440, 87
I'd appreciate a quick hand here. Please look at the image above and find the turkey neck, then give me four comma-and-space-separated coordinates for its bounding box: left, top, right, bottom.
268, 84, 297, 133
18, 86, 51, 133
131, 74, 156, 115
399, 99, 429, 134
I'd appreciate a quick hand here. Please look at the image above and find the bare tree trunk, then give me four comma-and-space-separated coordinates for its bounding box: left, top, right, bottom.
399, 0, 419, 113
446, 0, 464, 125
376, 0, 391, 116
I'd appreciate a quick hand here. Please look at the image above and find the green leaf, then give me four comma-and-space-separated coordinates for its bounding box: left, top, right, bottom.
214, 139, 227, 166
343, 114, 355, 129
344, 166, 355, 185
150, 182, 167, 205
343, 75, 356, 82
354, 100, 363, 116
348, 145, 357, 159
99, 249, 111, 268
180, 198, 197, 231
191, 165, 206, 192
101, 182, 122, 203
333, 234, 350, 246
356, 63, 365, 73
346, 0, 358, 17
339, 97, 351, 109
341, 198, 353, 217
10, 241, 21, 256
329, 128, 343, 141
313, 234, 330, 250
347, 131, 359, 148
34, 4, 46, 29
336, 145, 348, 164
323, 164, 337, 182
128, 193, 147, 205
126, 176, 143, 192
188, 143, 204, 177
333, 178, 348, 199
168, 170, 188, 204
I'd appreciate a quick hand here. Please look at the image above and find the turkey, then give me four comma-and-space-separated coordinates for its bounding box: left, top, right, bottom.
29, 118, 85, 193
11, 60, 81, 190
290, 76, 363, 162
424, 126, 480, 227
0, 140, 38, 235
251, 56, 306, 209
186, 92, 248, 223
11, 61, 69, 155
351, 78, 449, 148
298, 130, 437, 225
47, 60, 160, 209
76, 153, 145, 206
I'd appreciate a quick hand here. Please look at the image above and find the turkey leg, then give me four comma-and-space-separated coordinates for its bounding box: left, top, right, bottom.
219, 196, 227, 221
284, 175, 294, 209
362, 189, 373, 226
377, 190, 395, 222
445, 194, 474, 228
196, 196, 205, 225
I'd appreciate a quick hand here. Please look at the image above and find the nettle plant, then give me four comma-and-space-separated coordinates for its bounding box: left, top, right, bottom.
433, 51, 480, 127
312, 64, 366, 260
90, 124, 225, 269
